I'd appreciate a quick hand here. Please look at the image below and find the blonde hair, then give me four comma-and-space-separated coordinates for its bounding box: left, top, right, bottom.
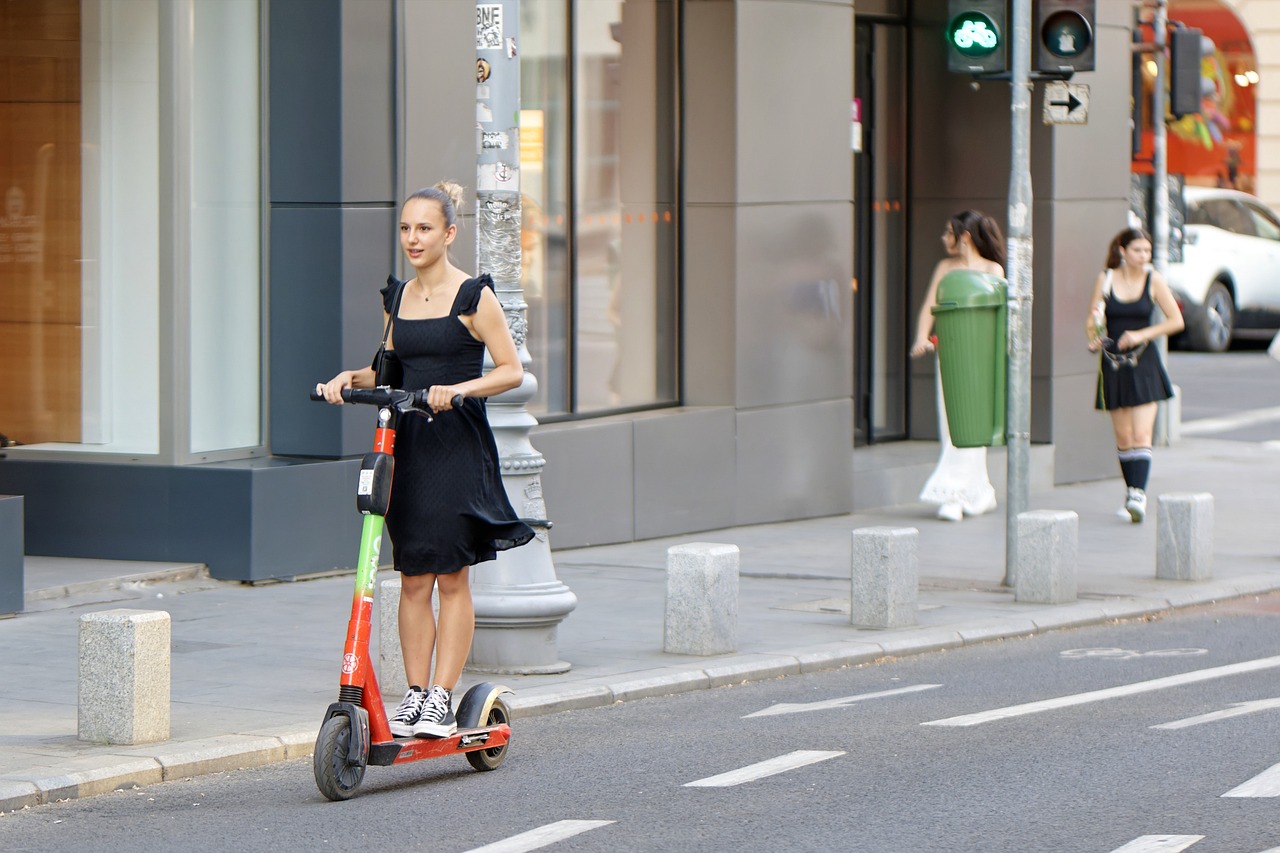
406, 180, 466, 227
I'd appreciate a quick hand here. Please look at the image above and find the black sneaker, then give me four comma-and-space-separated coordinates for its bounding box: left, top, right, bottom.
388, 688, 427, 737
412, 685, 457, 738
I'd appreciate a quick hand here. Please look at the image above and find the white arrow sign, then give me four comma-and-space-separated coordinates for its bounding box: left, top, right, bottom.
1151, 697, 1280, 730
743, 684, 941, 718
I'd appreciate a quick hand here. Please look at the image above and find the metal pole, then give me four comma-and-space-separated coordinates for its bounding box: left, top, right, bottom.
472, 0, 577, 674
1004, 0, 1034, 589
1152, 0, 1171, 446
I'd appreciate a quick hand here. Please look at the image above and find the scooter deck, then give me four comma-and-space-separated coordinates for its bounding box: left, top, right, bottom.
368, 723, 512, 766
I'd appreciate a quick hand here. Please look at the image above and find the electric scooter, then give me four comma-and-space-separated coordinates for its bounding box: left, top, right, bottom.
308, 385, 513, 801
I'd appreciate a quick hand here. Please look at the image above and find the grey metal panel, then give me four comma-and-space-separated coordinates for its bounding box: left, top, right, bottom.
736, 1, 853, 204
268, 207, 346, 457
339, 206, 399, 456
682, 204, 737, 406
633, 408, 737, 539
1051, 373, 1121, 484
339, 0, 395, 202
682, 0, 737, 205
0, 459, 363, 582
734, 400, 853, 525
268, 0, 342, 203
0, 495, 23, 614
735, 202, 853, 409
532, 420, 635, 549
400, 1, 477, 274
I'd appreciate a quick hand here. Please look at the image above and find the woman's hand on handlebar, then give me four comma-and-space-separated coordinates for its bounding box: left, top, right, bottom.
426, 385, 466, 413
319, 371, 356, 405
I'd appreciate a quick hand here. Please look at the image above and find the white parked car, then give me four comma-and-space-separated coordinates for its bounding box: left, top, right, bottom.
1167, 186, 1280, 352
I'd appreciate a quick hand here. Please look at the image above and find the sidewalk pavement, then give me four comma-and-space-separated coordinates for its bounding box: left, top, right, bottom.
1, 435, 1277, 812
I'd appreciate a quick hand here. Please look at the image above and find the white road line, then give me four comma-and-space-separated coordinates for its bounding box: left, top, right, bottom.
463, 820, 616, 853
1180, 406, 1280, 435
922, 655, 1280, 727
684, 750, 845, 788
1222, 762, 1280, 798
1109, 836, 1203, 853
744, 684, 942, 718
1152, 697, 1280, 730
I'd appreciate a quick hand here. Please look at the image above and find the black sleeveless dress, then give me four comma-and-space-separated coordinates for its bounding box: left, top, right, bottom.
380, 275, 534, 575
1094, 271, 1175, 411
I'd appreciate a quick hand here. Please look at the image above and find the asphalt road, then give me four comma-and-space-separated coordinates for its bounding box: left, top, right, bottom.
1169, 344, 1280, 443
3, 596, 1280, 853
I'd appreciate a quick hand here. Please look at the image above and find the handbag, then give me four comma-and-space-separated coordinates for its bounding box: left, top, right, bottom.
371, 277, 407, 388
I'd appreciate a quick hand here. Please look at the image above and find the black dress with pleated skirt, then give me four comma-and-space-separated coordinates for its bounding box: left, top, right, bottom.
1095, 271, 1175, 411
380, 275, 534, 576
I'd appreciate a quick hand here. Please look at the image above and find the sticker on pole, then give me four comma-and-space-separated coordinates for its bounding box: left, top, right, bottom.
477, 5, 503, 51
1042, 81, 1089, 125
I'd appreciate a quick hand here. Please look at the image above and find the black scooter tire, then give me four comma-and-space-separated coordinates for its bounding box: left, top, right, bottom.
465, 695, 512, 772
314, 715, 366, 800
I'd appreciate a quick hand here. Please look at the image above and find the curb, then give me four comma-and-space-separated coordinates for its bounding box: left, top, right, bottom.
3, 573, 1278, 814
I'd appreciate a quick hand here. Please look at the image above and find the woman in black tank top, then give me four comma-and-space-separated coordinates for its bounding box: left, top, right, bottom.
1084, 227, 1185, 523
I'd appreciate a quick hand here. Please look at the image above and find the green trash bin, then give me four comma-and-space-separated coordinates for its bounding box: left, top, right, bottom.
930, 270, 1008, 447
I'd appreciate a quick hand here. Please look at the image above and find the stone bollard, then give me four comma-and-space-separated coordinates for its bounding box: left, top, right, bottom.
664, 543, 739, 655
851, 527, 918, 629
78, 609, 170, 744
1014, 510, 1078, 604
1156, 492, 1214, 581
379, 578, 407, 700
0, 495, 23, 616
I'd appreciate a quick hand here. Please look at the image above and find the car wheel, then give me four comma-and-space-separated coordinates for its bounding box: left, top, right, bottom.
1187, 280, 1234, 352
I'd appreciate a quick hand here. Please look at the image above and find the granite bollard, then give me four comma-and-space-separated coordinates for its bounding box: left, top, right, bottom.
78, 609, 170, 744
664, 543, 739, 655
1014, 510, 1078, 604
379, 577, 407, 699
851, 527, 918, 629
1156, 492, 1214, 581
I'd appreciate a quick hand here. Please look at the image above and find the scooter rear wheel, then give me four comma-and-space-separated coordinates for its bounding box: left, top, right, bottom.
465, 696, 512, 772
314, 715, 366, 800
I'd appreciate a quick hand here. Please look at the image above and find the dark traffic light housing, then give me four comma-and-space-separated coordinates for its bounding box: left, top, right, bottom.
1036, 0, 1095, 75
946, 0, 1007, 75
1169, 26, 1204, 118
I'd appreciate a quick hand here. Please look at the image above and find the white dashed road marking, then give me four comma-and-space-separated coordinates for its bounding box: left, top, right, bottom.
922, 655, 1280, 727
684, 750, 846, 788
463, 820, 616, 853
743, 684, 941, 718
1108, 836, 1204, 853
1222, 761, 1280, 798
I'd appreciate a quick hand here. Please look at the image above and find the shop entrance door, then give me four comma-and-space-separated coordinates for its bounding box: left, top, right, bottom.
853, 21, 908, 444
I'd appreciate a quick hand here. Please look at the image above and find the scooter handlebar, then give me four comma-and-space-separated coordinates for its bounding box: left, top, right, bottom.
310, 386, 465, 410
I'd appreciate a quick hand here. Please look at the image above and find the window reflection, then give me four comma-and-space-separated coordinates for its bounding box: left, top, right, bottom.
573, 0, 677, 413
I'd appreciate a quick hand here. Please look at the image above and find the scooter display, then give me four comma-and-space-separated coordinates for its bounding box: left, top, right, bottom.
308, 385, 513, 801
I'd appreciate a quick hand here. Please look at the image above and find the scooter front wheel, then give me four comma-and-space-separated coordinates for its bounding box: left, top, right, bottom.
465, 695, 512, 772
314, 715, 366, 800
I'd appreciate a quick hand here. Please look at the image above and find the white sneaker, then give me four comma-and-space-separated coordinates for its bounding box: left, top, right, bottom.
412, 685, 457, 739
937, 502, 963, 522
1125, 487, 1146, 523
388, 688, 427, 737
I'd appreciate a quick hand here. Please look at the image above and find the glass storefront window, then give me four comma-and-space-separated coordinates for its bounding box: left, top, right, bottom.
573, 0, 678, 413
189, 0, 260, 453
517, 0, 678, 418
1, 0, 260, 458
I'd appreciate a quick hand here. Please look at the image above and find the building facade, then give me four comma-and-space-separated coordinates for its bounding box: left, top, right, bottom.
0, 0, 1268, 581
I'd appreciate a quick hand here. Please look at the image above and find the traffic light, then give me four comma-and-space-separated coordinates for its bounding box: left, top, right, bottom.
946, 0, 1007, 75
1035, 0, 1095, 75
1169, 26, 1204, 118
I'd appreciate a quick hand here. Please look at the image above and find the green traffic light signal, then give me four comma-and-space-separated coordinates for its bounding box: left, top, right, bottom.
946, 1, 1007, 75
949, 13, 1001, 59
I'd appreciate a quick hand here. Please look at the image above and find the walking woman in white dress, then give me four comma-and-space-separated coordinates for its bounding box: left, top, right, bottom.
909, 210, 1005, 521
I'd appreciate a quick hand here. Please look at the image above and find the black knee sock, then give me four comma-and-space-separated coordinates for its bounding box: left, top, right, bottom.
1117, 447, 1152, 491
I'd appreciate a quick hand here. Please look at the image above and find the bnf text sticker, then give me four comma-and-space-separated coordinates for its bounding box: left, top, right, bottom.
477, 5, 503, 51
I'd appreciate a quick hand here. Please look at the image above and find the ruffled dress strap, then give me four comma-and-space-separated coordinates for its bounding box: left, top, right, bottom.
380, 274, 404, 314
455, 274, 495, 316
